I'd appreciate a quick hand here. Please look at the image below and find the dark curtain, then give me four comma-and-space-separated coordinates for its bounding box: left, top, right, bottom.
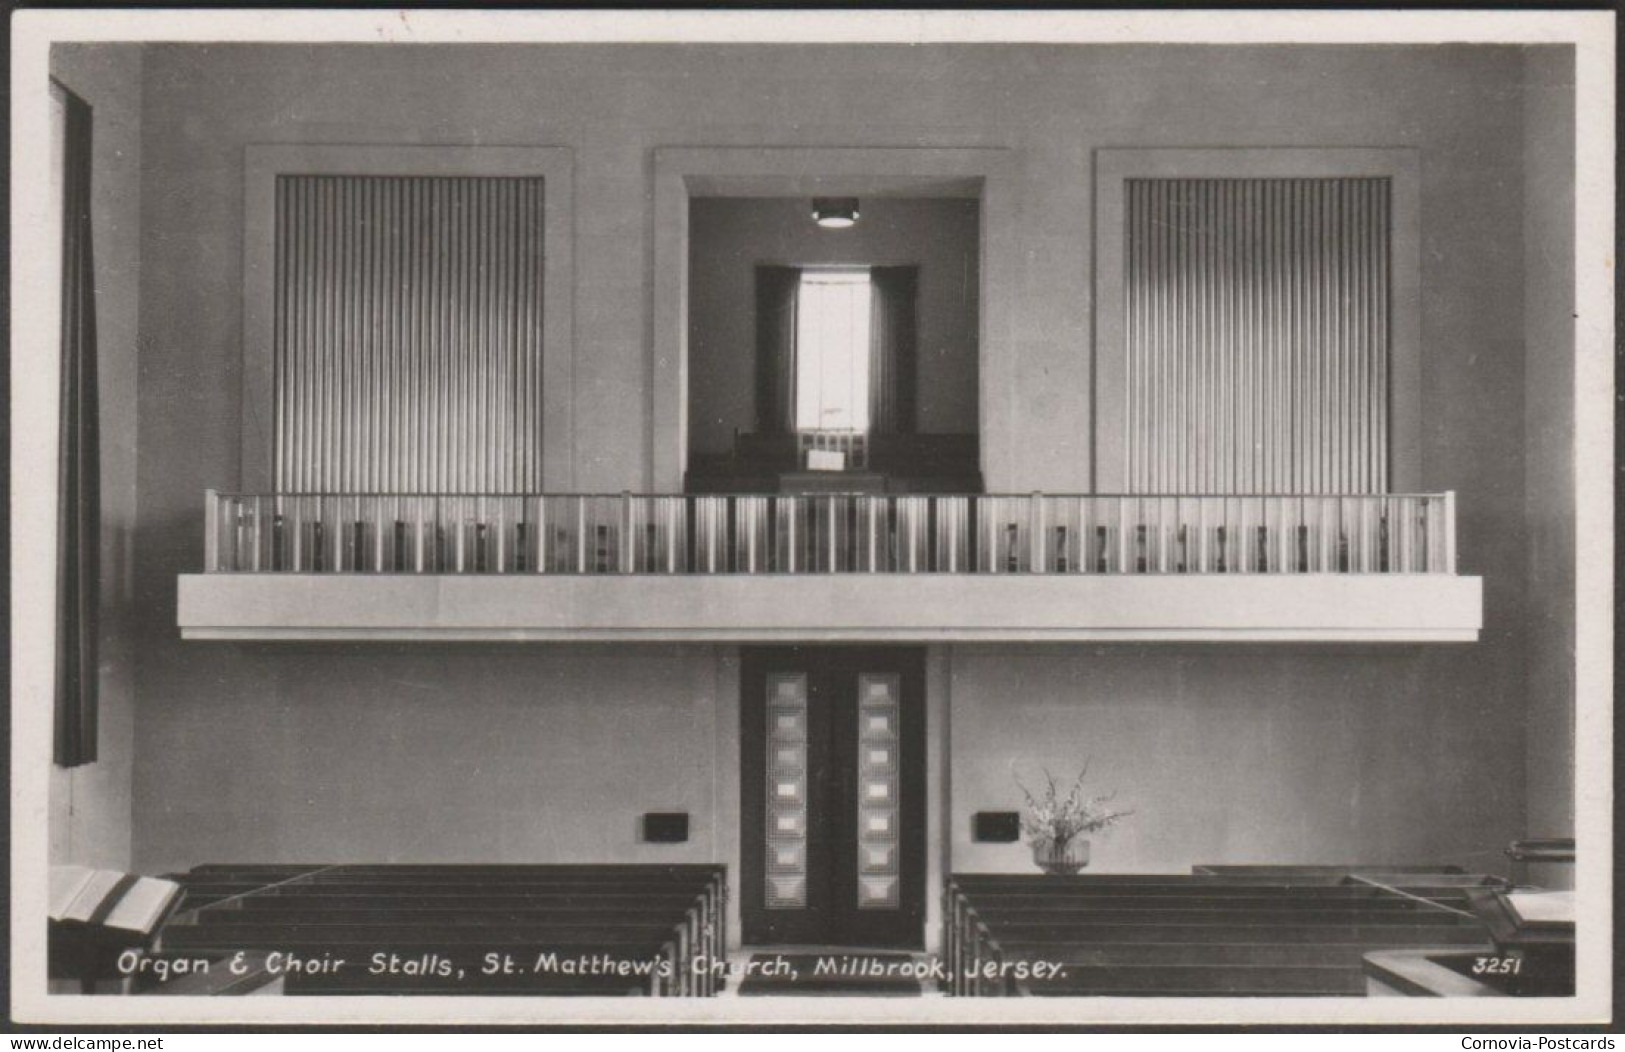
55, 85, 98, 768
754, 265, 800, 434
868, 265, 918, 434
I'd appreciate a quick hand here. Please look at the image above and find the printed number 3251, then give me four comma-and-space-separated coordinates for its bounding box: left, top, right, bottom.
1472, 956, 1523, 975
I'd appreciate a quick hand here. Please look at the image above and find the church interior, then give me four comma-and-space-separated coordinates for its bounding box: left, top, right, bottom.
32, 37, 1584, 1002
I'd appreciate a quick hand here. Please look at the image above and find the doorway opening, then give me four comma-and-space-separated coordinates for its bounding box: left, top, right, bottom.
739, 646, 927, 948
683, 196, 981, 494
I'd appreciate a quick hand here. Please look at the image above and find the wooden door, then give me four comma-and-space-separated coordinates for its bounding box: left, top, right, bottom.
740, 646, 926, 948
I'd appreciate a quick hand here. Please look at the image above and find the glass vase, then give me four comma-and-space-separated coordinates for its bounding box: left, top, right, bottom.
1032, 837, 1090, 875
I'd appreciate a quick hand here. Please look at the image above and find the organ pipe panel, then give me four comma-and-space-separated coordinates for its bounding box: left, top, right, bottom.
1124, 177, 1390, 494
274, 175, 545, 494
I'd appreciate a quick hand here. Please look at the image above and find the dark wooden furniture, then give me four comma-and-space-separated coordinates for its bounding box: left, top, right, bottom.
148, 864, 726, 996
686, 432, 982, 495
943, 867, 1502, 997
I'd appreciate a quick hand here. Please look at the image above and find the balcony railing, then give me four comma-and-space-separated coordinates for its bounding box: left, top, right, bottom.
204, 490, 1457, 577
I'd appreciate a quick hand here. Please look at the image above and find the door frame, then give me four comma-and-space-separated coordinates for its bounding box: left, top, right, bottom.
738, 644, 929, 948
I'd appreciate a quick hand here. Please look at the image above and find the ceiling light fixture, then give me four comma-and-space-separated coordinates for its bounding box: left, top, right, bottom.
812, 197, 860, 229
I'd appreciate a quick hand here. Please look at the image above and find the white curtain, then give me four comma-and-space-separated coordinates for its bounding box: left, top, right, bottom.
794, 269, 872, 433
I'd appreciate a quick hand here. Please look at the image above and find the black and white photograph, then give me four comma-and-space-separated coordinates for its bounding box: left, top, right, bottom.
8, 8, 1614, 1029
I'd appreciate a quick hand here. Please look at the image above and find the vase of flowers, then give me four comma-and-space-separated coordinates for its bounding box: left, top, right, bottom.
1033, 836, 1091, 874
1015, 764, 1131, 876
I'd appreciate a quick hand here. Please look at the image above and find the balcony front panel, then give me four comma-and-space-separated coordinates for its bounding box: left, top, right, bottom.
178, 570, 1481, 642
180, 491, 1481, 643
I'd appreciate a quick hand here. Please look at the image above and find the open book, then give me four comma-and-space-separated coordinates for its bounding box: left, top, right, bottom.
48, 866, 180, 935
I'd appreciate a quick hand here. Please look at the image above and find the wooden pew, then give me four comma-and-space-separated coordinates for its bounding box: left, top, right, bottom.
1022, 963, 1370, 996
186, 878, 718, 1001
941, 875, 1381, 994
1191, 864, 1467, 878
156, 864, 726, 997
944, 870, 1499, 996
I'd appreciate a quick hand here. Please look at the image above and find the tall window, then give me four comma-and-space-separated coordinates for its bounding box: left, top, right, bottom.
1123, 177, 1391, 494
756, 264, 917, 440
273, 175, 545, 493
794, 268, 873, 432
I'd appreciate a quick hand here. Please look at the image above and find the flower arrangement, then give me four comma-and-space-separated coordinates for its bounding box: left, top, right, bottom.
1013, 763, 1132, 850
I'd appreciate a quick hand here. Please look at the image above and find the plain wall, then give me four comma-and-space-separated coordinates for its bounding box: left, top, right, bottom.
132, 644, 724, 869
110, 43, 1566, 879
1520, 48, 1578, 888
47, 45, 142, 871
687, 196, 980, 457
949, 645, 1523, 873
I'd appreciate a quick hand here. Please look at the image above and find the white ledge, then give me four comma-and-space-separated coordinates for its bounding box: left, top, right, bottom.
178, 573, 1483, 643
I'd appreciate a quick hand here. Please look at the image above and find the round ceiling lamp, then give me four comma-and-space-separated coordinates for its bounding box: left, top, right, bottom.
811, 197, 860, 229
